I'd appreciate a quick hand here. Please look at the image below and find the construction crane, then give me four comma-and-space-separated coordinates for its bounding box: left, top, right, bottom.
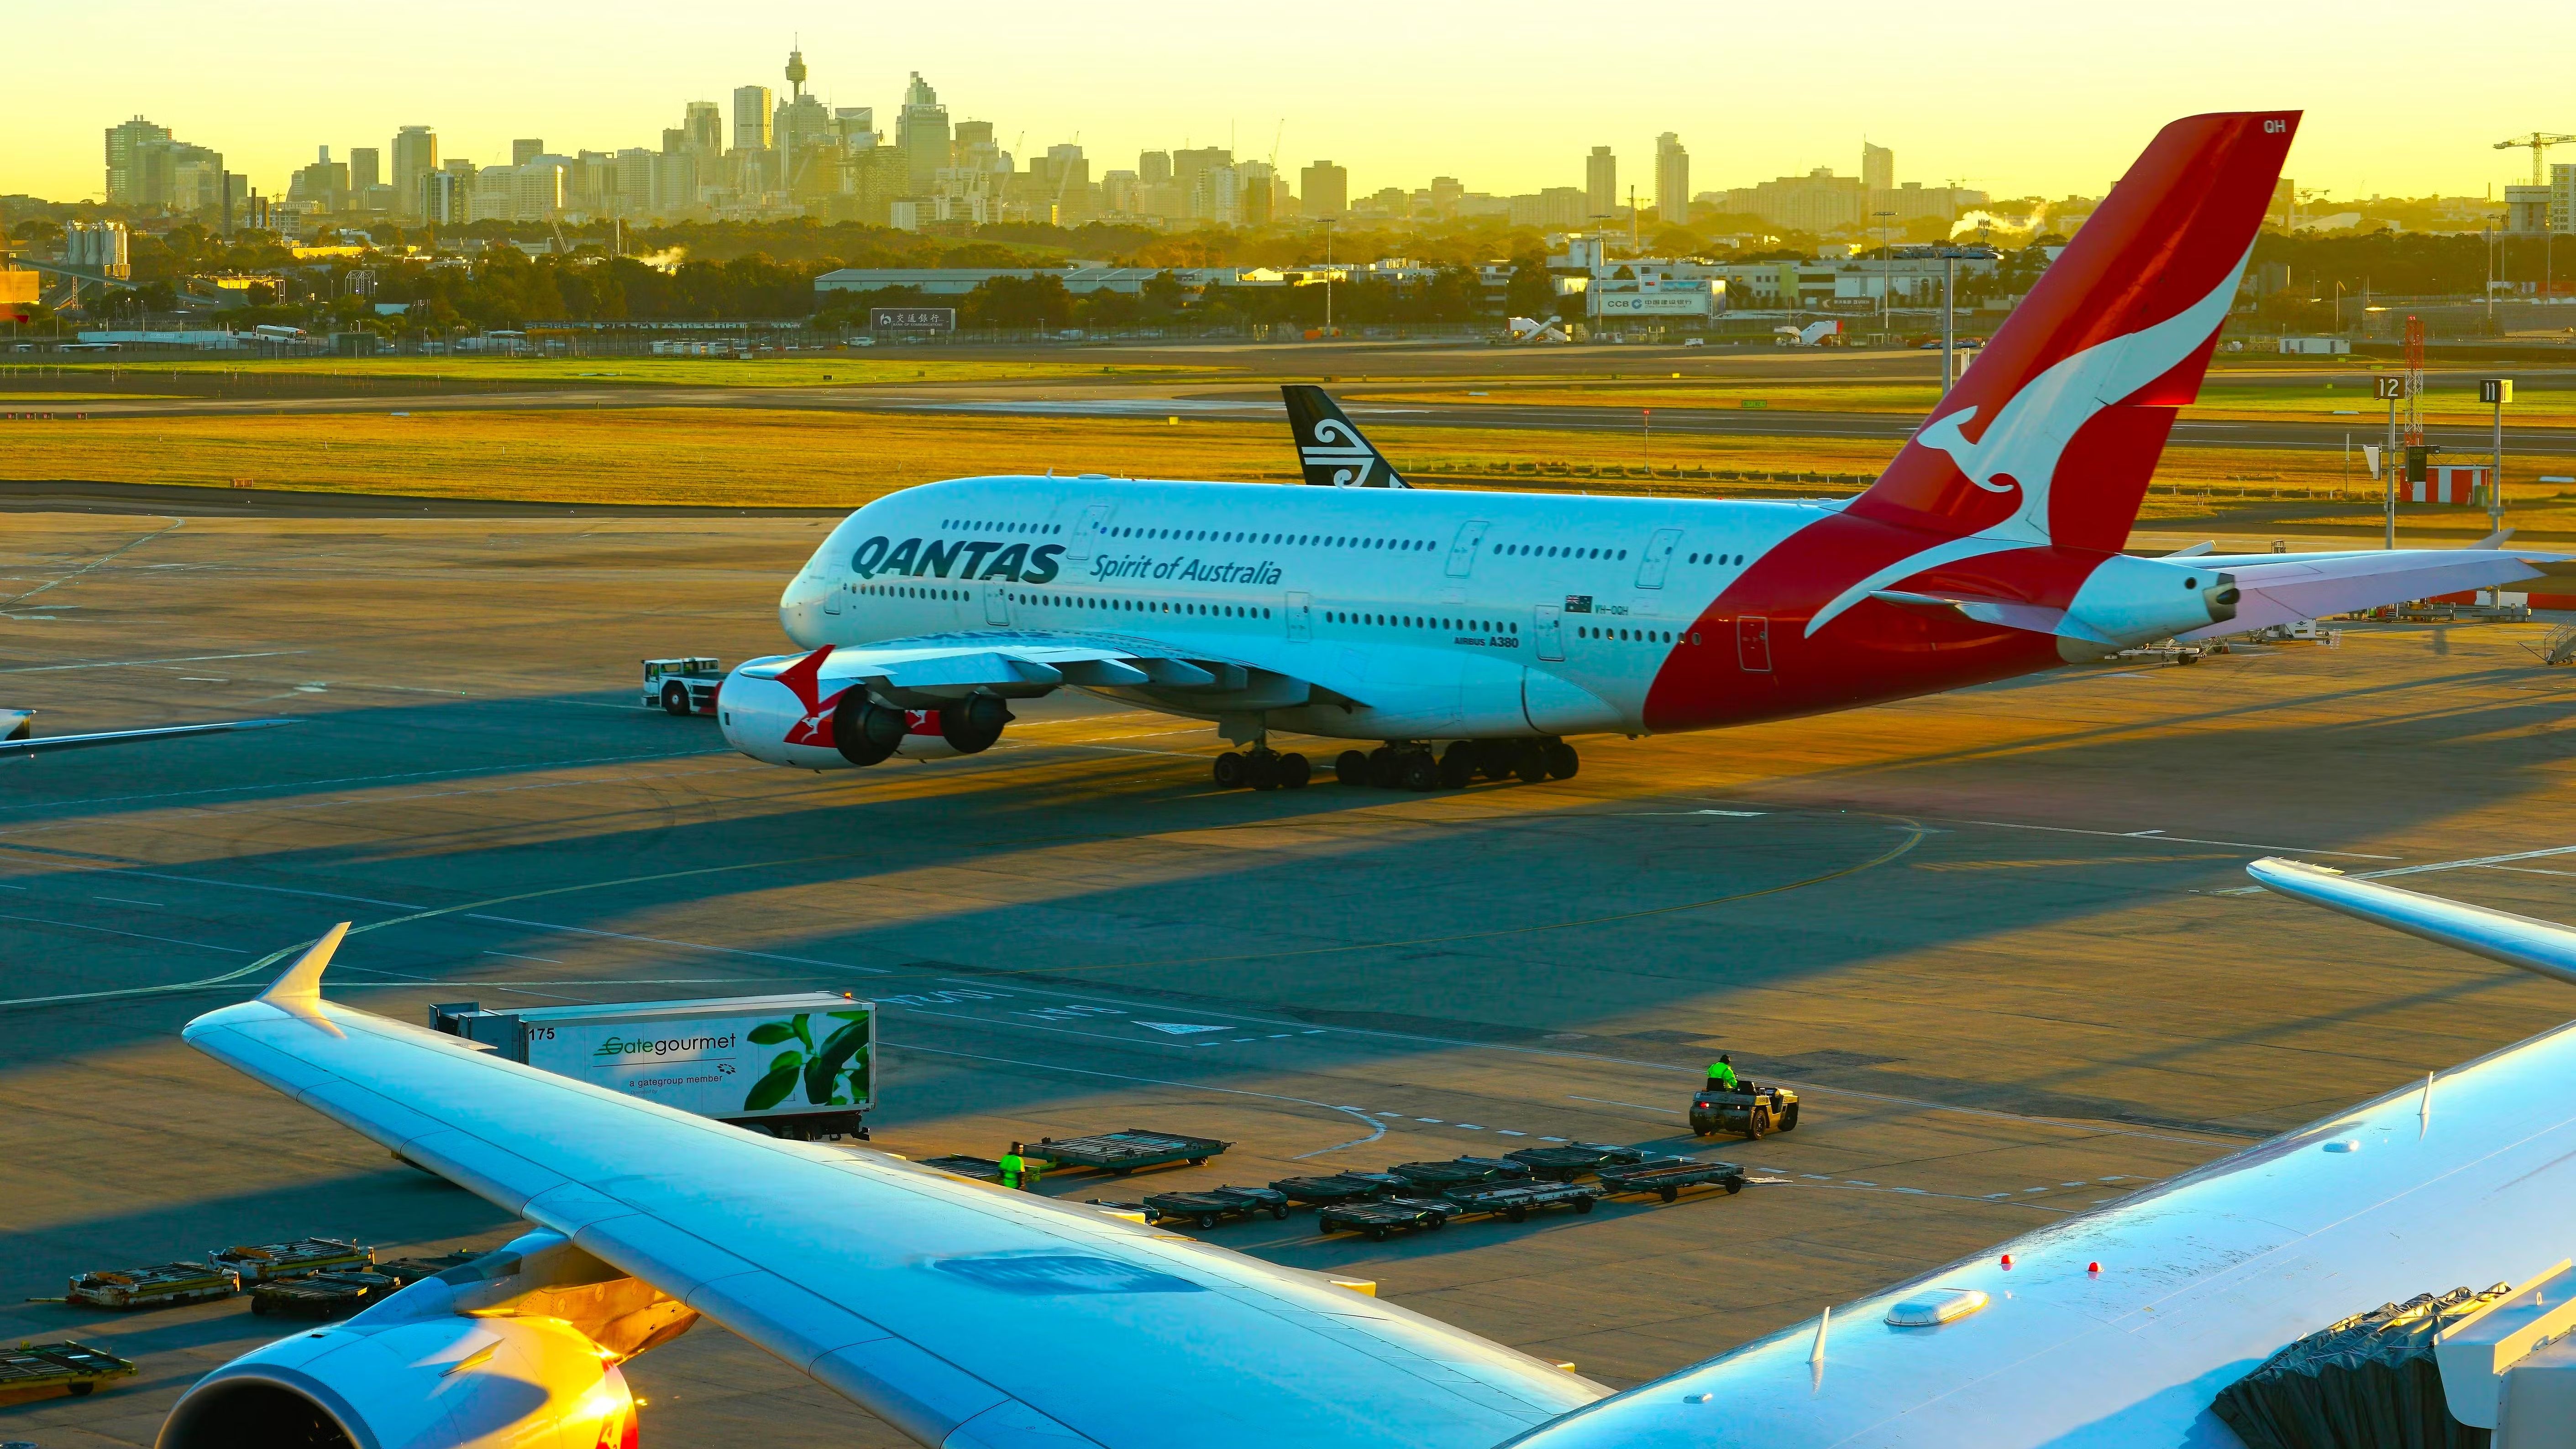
2495, 132, 2576, 186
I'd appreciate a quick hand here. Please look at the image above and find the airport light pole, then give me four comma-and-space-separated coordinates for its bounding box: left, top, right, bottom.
1874, 210, 1894, 333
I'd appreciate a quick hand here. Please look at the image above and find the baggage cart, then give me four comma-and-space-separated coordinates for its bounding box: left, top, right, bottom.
1034, 1130, 1229, 1177
1689, 1082, 1800, 1139
921, 1154, 1006, 1182
376, 1251, 488, 1286
1503, 1143, 1651, 1181
1270, 1173, 1401, 1206
1316, 1197, 1455, 1241
0, 1340, 136, 1399
1388, 1156, 1532, 1191
61, 1261, 240, 1310
644, 658, 723, 715
209, 1238, 374, 1282
1596, 1157, 1747, 1202
1140, 1186, 1289, 1229
1441, 1181, 1603, 1223
250, 1270, 402, 1319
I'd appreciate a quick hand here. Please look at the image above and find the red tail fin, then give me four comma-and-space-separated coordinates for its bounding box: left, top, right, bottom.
1848, 111, 2298, 552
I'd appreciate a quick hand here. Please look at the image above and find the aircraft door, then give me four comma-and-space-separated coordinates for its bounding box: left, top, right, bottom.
1636, 528, 1681, 588
984, 583, 1012, 627
1069, 503, 1114, 560
1285, 590, 1312, 641
1534, 605, 1566, 661
823, 579, 843, 615
1445, 520, 1490, 577
1736, 616, 1772, 672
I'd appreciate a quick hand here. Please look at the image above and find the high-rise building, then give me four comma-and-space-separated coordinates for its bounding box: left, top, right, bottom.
349, 147, 381, 194
514, 138, 544, 166
289, 146, 351, 214
954, 119, 995, 164
733, 86, 773, 153
104, 116, 173, 206
1585, 146, 1616, 220
896, 73, 950, 195
1655, 133, 1689, 225
392, 126, 437, 220
1301, 160, 1347, 219
683, 102, 724, 158
834, 108, 876, 147
424, 170, 467, 225
1139, 151, 1172, 185
1173, 146, 1232, 221
1429, 175, 1464, 220
1862, 142, 1894, 223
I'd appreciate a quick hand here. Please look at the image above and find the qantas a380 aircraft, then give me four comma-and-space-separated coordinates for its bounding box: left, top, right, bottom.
718, 110, 2536, 793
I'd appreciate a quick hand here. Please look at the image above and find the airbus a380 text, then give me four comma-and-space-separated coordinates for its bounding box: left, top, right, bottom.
719, 109, 2537, 794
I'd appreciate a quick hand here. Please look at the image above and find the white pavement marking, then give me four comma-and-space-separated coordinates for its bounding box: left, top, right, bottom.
1568, 1095, 1684, 1114
1953, 816, 2401, 860
0, 650, 302, 675
2216, 842, 2576, 895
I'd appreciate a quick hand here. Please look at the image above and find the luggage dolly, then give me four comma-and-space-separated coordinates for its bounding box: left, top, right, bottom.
1142, 1186, 1290, 1230
0, 1340, 136, 1400
1317, 1197, 1455, 1242
1595, 1157, 1747, 1203
1386, 1156, 1532, 1192
1035, 1130, 1230, 1177
1502, 1143, 1652, 1181
1440, 1181, 1604, 1224
1269, 1173, 1406, 1207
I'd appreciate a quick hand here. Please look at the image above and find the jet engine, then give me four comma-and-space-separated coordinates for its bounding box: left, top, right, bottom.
716, 655, 957, 769
160, 1230, 692, 1449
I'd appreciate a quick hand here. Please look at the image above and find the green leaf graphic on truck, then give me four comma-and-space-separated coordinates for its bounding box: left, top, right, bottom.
742, 1011, 871, 1111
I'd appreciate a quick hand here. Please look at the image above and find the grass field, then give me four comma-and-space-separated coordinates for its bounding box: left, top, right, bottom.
1357, 377, 2576, 426
8, 404, 2571, 539
0, 356, 1203, 389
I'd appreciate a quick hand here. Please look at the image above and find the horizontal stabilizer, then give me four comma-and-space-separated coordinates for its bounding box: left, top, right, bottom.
2175, 550, 2541, 639
2247, 858, 2576, 986
1868, 589, 2114, 645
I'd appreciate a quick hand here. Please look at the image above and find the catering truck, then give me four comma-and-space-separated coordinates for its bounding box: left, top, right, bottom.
429, 992, 875, 1140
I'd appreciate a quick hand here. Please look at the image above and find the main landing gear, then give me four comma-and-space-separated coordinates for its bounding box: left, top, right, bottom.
1212, 747, 1312, 791
1334, 739, 1579, 791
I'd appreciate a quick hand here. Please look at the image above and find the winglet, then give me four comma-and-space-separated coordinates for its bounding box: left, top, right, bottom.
2475, 526, 2515, 549
257, 923, 351, 1036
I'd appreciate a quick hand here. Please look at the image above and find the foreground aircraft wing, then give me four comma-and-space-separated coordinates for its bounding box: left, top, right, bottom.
2172, 549, 2544, 638
745, 635, 1331, 710
183, 945, 1600, 1449
0, 714, 295, 757
1282, 385, 1409, 488
1506, 859, 2576, 1449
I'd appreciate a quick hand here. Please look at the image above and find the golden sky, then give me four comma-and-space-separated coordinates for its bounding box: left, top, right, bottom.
4, 0, 2562, 210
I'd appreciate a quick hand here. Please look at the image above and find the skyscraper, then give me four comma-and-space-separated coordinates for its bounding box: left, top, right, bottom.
1655, 133, 1689, 225
1863, 142, 1894, 221
1301, 160, 1346, 219
683, 102, 724, 158
104, 117, 173, 205
392, 126, 437, 220
896, 73, 950, 195
733, 87, 774, 153
1585, 146, 1616, 221
514, 138, 544, 166
350, 148, 381, 193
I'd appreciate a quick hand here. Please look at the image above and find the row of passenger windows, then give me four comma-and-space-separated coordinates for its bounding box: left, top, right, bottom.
1101, 526, 1433, 551
942, 519, 1060, 534
1009, 592, 1273, 620
861, 584, 967, 601
1493, 543, 1627, 560
1579, 626, 1685, 643
1327, 610, 1517, 634
1689, 552, 1744, 565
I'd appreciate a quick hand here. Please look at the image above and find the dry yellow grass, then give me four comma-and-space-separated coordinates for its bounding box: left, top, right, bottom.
1359, 378, 2576, 427
5, 405, 2570, 538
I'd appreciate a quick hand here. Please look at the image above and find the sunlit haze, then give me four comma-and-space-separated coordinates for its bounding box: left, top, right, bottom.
7, 0, 2568, 206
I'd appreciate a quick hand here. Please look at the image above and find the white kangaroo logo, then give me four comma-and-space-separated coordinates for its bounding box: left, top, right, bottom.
1807, 245, 2252, 637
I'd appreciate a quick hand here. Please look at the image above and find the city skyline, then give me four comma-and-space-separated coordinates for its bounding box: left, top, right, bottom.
8, 0, 2573, 212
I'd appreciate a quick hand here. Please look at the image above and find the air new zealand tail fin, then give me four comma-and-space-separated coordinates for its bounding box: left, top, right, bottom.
1282, 385, 1409, 488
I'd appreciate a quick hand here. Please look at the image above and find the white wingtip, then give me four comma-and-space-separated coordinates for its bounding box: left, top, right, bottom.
2475, 526, 2515, 549
256, 923, 350, 1035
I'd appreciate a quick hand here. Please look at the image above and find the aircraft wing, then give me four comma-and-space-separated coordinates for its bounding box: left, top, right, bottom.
754, 635, 1328, 710
2173, 549, 2543, 638
1505, 859, 2576, 1449
182, 938, 1602, 1449
0, 715, 296, 757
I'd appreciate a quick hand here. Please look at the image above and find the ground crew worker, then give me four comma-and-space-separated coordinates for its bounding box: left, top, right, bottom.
1020, 1152, 1043, 1192
1705, 1055, 1738, 1092
998, 1142, 1025, 1190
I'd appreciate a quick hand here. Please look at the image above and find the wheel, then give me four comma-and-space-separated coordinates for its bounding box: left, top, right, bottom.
1425, 1213, 1446, 1230
1438, 743, 1477, 788
1401, 752, 1440, 791
1270, 1204, 1289, 1220
1280, 752, 1311, 789
1543, 740, 1579, 780
1780, 1103, 1800, 1131
1369, 1226, 1390, 1241
1213, 752, 1247, 789
661, 680, 692, 716
1335, 749, 1371, 785
1506, 1206, 1529, 1223
1660, 1186, 1679, 1203
1247, 750, 1283, 791
1694, 1127, 1712, 1138
1512, 743, 1548, 784
1474, 739, 1516, 781
1188, 1156, 1209, 1165
1724, 1178, 1743, 1195
1573, 1195, 1594, 1214
251, 1296, 270, 1315
1195, 1214, 1217, 1229
67, 1381, 95, 1397
1367, 746, 1404, 788
1747, 1107, 1772, 1140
